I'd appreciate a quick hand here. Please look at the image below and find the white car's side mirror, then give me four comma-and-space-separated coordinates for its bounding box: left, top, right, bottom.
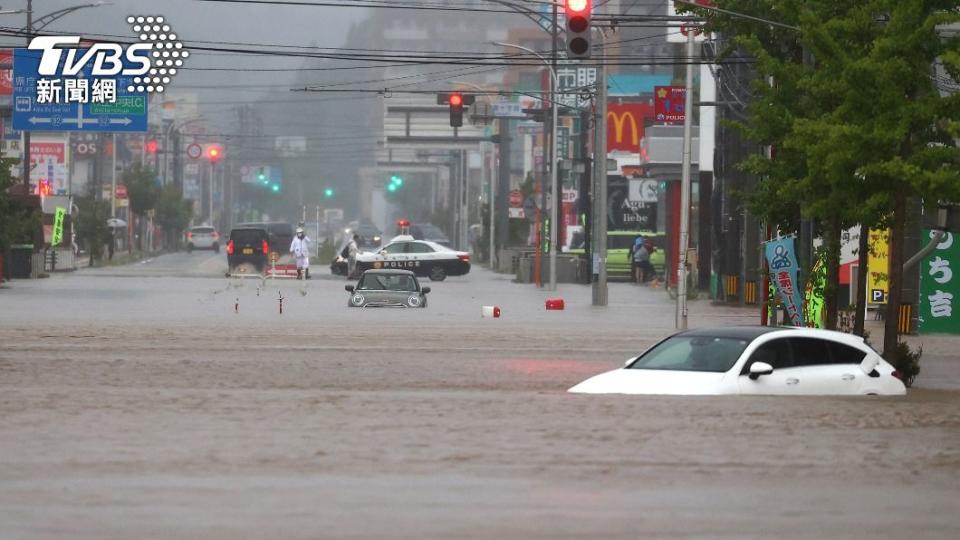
749, 361, 774, 380
624, 356, 638, 367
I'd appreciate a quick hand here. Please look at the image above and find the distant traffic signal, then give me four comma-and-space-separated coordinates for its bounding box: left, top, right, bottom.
387, 174, 404, 193
258, 167, 267, 184
271, 183, 280, 193
206, 144, 223, 162
437, 92, 476, 127
565, 0, 592, 59
37, 179, 53, 197
324, 187, 334, 198
145, 139, 159, 153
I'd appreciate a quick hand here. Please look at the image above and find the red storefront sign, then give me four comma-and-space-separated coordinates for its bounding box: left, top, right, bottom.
606, 101, 654, 153
0, 49, 11, 95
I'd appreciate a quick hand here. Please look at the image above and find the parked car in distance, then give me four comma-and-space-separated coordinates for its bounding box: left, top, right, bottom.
226, 226, 270, 274
569, 327, 907, 396
186, 226, 220, 253
345, 269, 430, 308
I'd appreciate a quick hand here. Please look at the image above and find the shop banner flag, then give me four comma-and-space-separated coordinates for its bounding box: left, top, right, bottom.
765, 236, 805, 327
919, 230, 959, 334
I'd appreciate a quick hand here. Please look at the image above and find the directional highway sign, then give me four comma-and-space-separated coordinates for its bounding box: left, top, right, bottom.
12, 48, 148, 132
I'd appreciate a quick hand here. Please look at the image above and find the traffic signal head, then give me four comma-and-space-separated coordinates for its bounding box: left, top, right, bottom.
324, 187, 334, 198
390, 175, 404, 187
449, 92, 464, 127
565, 0, 592, 59
438, 93, 475, 128
145, 139, 159, 153
271, 183, 280, 193
206, 144, 223, 162
258, 167, 267, 183
37, 179, 53, 196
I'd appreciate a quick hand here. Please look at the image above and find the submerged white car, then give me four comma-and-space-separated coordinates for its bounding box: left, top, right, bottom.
569, 327, 906, 396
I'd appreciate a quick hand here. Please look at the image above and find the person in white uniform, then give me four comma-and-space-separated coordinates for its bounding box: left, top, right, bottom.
290, 227, 312, 280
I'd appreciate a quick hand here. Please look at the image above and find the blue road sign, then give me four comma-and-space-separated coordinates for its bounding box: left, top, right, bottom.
12, 48, 148, 132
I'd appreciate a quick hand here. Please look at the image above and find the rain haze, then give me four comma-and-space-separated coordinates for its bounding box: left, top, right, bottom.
1, 1, 959, 538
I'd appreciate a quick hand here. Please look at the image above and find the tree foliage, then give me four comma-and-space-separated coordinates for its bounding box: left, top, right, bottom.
0, 158, 40, 253
124, 162, 159, 218
693, 1, 960, 333
155, 184, 193, 233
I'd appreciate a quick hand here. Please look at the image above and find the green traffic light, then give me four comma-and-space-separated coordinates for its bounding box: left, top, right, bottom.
394, 177, 404, 187
271, 184, 280, 193
387, 183, 398, 192
324, 188, 334, 198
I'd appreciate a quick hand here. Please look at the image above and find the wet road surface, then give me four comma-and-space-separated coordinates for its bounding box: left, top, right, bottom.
1, 254, 958, 538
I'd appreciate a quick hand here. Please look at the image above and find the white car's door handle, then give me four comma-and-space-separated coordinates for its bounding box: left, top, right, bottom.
786, 378, 799, 385
841, 373, 856, 381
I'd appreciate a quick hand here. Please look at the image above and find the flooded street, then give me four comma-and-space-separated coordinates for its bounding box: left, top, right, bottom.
1, 259, 959, 538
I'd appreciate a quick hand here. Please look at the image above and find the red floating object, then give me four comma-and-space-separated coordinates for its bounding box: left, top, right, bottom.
545, 298, 565, 310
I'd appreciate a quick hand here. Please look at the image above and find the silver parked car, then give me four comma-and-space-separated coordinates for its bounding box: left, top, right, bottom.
186, 226, 220, 253
345, 269, 430, 308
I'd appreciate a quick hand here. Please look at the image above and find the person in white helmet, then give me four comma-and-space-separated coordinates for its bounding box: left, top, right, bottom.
290, 227, 312, 279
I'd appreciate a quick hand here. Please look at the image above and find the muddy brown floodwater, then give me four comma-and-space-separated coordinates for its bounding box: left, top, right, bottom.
2, 317, 959, 540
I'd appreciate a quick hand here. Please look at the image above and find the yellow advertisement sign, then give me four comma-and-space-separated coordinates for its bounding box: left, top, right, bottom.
867, 229, 890, 304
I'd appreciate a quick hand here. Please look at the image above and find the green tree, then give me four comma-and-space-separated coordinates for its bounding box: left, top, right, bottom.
124, 162, 159, 251
155, 184, 193, 249
0, 158, 40, 255
698, 1, 959, 353
74, 195, 111, 266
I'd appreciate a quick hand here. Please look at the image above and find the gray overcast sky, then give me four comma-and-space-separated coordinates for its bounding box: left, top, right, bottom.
2, 0, 368, 127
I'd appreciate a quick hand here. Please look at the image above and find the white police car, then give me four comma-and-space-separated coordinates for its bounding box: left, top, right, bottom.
355, 235, 470, 281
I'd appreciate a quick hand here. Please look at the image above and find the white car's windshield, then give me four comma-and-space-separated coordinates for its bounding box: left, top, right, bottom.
628, 336, 750, 373
357, 274, 418, 292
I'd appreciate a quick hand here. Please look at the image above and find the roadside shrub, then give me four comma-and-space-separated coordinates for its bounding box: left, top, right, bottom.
892, 341, 922, 388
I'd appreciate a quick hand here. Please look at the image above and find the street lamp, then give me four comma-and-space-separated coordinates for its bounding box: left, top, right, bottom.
494, 41, 561, 291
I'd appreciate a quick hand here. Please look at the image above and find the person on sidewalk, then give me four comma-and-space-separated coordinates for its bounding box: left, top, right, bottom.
290, 227, 311, 280
346, 234, 360, 279
630, 236, 650, 284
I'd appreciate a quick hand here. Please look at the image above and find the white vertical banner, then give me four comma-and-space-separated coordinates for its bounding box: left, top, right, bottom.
699, 63, 716, 172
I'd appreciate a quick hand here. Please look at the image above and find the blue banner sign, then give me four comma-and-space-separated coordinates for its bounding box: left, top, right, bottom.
765, 235, 805, 327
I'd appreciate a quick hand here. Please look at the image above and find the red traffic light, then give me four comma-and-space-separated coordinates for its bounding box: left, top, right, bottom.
566, 0, 589, 14
37, 179, 53, 196
206, 144, 223, 161
449, 93, 463, 107
145, 139, 159, 153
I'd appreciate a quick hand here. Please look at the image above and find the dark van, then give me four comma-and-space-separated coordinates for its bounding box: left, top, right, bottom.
237, 221, 294, 254
227, 226, 269, 272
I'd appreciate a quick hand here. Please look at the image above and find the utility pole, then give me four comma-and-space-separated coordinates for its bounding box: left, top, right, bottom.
677, 27, 696, 330
548, 1, 560, 291
110, 134, 117, 218
497, 118, 511, 258
591, 31, 608, 306
21, 0, 32, 191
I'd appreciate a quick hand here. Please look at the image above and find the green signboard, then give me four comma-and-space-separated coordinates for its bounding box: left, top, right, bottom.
89, 96, 146, 115
557, 126, 571, 158
919, 229, 959, 334
52, 207, 65, 246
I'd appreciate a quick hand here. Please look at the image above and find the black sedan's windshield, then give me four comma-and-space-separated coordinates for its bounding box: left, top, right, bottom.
628, 336, 750, 373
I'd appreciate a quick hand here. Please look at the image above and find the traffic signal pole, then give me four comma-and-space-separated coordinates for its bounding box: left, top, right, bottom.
591, 30, 608, 306
677, 27, 696, 330
21, 0, 32, 191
